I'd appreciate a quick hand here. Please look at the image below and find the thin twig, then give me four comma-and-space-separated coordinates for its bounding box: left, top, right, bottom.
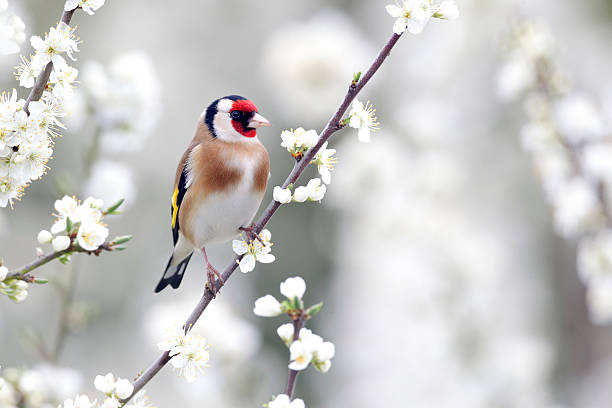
23, 9, 76, 115
124, 31, 403, 403
285, 315, 306, 398
5, 242, 115, 280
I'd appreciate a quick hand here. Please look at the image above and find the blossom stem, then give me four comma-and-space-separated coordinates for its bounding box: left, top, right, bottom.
285, 315, 306, 398
23, 9, 76, 115
124, 31, 404, 404
4, 241, 115, 279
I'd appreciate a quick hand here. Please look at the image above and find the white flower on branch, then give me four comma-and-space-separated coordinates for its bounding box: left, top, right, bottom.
348, 99, 378, 143
232, 229, 275, 273
434, 1, 459, 20
253, 294, 282, 317
157, 322, 210, 383
0, 265, 7, 281
294, 328, 336, 373
386, 0, 432, 35
280, 127, 319, 159
58, 394, 96, 408
16, 56, 36, 88
273, 186, 292, 204
0, 279, 27, 302
267, 394, 305, 408
123, 390, 153, 408
76, 221, 108, 251
280, 276, 306, 301
50, 66, 79, 100
578, 230, 612, 285
64, 0, 106, 15
554, 94, 606, 145
312, 141, 336, 184
288, 340, 312, 371
30, 22, 79, 72
94, 372, 133, 400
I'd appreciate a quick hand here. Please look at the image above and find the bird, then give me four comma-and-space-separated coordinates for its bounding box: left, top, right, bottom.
155, 95, 271, 293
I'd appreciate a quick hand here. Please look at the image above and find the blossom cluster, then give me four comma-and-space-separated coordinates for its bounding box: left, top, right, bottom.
386, 0, 459, 35
0, 1, 105, 207
0, 0, 25, 55
38, 195, 111, 252
0, 268, 27, 302
232, 228, 275, 273
266, 394, 305, 408
92, 372, 133, 407
157, 322, 210, 383
254, 277, 335, 372
498, 21, 612, 324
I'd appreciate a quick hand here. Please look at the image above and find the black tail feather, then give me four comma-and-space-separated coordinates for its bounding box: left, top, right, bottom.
155, 253, 193, 293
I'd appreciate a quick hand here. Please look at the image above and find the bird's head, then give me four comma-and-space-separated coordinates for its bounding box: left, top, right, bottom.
204, 95, 271, 142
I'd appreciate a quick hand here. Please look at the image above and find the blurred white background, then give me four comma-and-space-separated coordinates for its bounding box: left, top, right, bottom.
3, 0, 612, 407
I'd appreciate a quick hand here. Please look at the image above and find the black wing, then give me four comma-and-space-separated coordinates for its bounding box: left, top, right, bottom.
171, 165, 189, 245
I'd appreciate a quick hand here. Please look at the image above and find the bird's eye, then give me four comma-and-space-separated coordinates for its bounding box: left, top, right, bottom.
230, 110, 242, 120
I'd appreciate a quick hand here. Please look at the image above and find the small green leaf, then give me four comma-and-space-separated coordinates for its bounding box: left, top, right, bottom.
105, 198, 125, 215
66, 217, 73, 234
306, 302, 324, 318
353, 71, 362, 83
58, 254, 71, 264
112, 235, 133, 245
113, 246, 127, 251
34, 278, 49, 284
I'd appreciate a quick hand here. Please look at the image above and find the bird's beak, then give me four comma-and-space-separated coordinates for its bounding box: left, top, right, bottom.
249, 113, 271, 128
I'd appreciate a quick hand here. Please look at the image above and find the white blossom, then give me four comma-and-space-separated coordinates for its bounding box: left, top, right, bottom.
312, 141, 336, 184
305, 178, 326, 202
50, 66, 79, 100
554, 94, 605, 145
280, 127, 319, 159
232, 229, 275, 273
586, 278, 612, 325
76, 222, 108, 251
58, 394, 96, 408
30, 22, 79, 72
64, 0, 106, 15
280, 276, 306, 301
292, 186, 309, 203
348, 99, 378, 143
124, 390, 153, 408
267, 394, 305, 408
253, 294, 282, 317
386, 0, 432, 35
273, 186, 292, 204
157, 322, 210, 382
94, 373, 115, 394
288, 340, 312, 371
0, 265, 6, 281
434, 1, 459, 20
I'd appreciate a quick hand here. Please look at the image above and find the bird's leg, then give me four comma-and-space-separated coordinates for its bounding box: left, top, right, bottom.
202, 246, 224, 294
239, 225, 264, 245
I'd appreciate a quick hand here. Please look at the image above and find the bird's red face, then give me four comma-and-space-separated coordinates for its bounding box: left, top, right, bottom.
228, 99, 270, 138
205, 95, 271, 142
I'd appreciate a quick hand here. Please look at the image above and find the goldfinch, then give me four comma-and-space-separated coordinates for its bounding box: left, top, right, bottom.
155, 95, 271, 293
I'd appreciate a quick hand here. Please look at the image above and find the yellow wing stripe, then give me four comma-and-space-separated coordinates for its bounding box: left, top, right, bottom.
171, 187, 179, 228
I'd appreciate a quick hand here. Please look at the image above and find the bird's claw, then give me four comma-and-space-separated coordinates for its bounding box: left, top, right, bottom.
206, 263, 224, 295
240, 225, 264, 245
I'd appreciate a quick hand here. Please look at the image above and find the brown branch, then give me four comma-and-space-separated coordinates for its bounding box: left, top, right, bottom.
23, 9, 76, 115
123, 31, 403, 404
4, 241, 114, 280
284, 315, 306, 398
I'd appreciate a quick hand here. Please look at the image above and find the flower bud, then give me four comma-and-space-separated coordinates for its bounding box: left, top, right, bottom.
114, 378, 134, 399
253, 294, 283, 317
52, 236, 71, 251
37, 229, 53, 244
